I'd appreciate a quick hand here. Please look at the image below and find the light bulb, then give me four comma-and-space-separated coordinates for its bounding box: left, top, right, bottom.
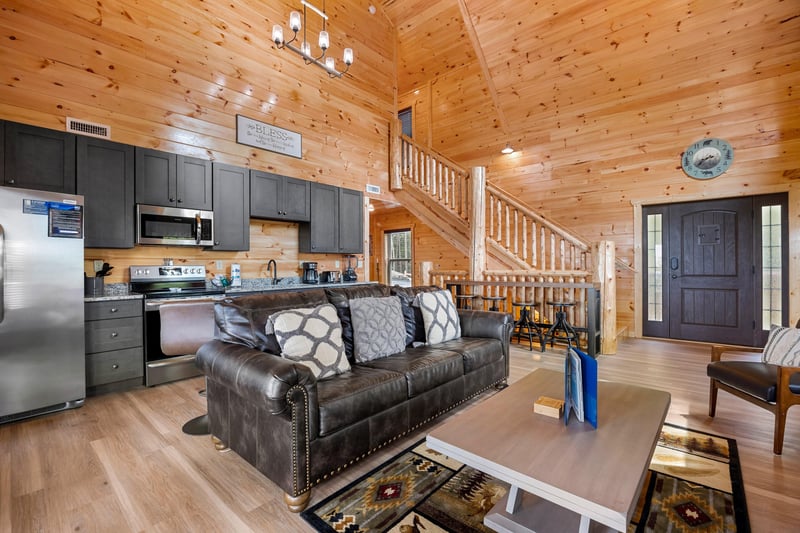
343, 48, 354, 65
318, 30, 329, 50
301, 41, 311, 56
501, 143, 514, 154
325, 57, 335, 70
272, 25, 284, 44
289, 11, 301, 32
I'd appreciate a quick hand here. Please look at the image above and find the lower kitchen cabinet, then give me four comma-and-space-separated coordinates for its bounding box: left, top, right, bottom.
84, 299, 144, 395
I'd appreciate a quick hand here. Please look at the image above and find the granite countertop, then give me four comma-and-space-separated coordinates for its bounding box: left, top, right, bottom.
84, 279, 377, 303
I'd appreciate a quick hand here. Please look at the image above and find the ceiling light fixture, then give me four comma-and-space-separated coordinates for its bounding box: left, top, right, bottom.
501, 143, 514, 154
272, 0, 354, 79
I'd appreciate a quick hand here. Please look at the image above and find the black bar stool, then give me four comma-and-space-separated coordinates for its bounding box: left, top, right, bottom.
482, 295, 506, 312
511, 301, 544, 351
543, 301, 578, 349
455, 294, 477, 309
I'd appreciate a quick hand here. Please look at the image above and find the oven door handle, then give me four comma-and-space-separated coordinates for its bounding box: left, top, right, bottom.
195, 213, 202, 245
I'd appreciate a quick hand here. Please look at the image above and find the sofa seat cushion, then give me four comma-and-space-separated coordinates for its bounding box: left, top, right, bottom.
360, 346, 464, 398
707, 361, 800, 402
316, 365, 407, 437
434, 337, 504, 373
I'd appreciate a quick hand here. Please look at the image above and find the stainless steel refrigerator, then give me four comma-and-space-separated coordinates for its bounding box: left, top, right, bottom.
0, 186, 85, 423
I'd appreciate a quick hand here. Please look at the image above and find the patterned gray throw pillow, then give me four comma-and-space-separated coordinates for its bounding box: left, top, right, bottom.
266, 303, 351, 379
418, 290, 461, 344
349, 296, 407, 362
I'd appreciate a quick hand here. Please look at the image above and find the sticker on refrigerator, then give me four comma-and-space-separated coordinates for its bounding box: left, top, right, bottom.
48, 203, 83, 238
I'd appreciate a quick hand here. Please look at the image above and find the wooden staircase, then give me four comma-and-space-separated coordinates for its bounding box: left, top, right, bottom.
394, 131, 590, 275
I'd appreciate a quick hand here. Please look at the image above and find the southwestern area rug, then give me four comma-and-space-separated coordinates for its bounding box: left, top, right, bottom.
301, 423, 750, 533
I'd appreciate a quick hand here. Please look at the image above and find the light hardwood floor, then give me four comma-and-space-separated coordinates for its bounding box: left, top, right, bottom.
1, 338, 797, 532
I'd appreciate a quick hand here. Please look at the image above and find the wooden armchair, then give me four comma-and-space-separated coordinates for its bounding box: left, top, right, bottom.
707, 319, 800, 454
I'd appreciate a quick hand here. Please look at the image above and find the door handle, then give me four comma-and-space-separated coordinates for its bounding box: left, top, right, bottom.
670, 257, 679, 270
0, 224, 4, 324
195, 213, 202, 245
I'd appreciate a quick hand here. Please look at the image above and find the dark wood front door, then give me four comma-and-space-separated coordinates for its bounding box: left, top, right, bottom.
643, 194, 788, 346
668, 198, 754, 344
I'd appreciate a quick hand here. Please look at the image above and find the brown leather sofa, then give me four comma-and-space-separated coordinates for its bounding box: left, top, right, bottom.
195, 284, 512, 512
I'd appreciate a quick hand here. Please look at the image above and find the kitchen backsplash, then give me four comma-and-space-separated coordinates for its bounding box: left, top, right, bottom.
84, 219, 364, 283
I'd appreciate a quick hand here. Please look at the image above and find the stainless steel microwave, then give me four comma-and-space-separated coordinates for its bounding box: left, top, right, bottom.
136, 204, 214, 246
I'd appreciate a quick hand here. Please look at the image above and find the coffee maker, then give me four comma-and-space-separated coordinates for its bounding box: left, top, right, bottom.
302, 262, 319, 284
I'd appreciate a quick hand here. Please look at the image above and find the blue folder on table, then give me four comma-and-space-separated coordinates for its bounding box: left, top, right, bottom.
564, 346, 598, 428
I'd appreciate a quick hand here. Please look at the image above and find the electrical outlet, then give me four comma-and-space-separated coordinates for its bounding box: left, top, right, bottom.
215, 260, 223, 270
93, 260, 104, 273
335, 260, 340, 268
357, 259, 363, 268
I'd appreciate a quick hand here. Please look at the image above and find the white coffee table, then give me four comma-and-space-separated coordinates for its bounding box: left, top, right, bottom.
427, 369, 670, 533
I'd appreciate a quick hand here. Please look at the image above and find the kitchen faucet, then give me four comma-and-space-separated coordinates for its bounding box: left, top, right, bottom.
266, 259, 278, 284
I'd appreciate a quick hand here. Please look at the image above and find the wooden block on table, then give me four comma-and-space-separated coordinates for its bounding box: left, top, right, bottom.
534, 396, 564, 418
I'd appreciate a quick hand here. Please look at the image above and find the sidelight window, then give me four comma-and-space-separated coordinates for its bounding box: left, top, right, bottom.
761, 204, 782, 329
646, 214, 663, 322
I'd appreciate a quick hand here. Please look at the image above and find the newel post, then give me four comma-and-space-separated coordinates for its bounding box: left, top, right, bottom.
390, 118, 402, 191
470, 166, 487, 280
594, 240, 617, 354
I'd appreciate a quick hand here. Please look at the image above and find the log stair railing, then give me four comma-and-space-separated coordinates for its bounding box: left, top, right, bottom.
394, 131, 590, 275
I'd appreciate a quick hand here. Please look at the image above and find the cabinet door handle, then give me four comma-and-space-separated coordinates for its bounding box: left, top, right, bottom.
110, 331, 118, 338
112, 364, 119, 370
177, 198, 183, 203
8, 178, 14, 184
110, 307, 118, 313
169, 197, 175, 203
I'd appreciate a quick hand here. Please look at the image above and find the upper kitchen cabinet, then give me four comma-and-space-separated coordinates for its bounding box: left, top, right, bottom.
299, 182, 338, 253
250, 170, 310, 221
209, 162, 249, 251
2, 121, 76, 193
338, 187, 364, 254
134, 148, 212, 210
299, 184, 363, 254
76, 137, 135, 248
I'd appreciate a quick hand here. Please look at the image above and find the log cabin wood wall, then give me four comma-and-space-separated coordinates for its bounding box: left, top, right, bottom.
2, 1, 798, 335
391, 0, 800, 335
369, 205, 468, 284
0, 0, 397, 284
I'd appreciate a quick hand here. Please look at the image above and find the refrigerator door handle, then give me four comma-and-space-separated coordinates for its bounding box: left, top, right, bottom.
0, 223, 4, 324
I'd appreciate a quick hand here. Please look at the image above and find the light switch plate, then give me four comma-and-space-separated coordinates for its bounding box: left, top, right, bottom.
93, 260, 104, 273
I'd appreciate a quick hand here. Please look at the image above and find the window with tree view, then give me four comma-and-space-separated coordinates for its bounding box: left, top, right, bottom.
386, 230, 412, 287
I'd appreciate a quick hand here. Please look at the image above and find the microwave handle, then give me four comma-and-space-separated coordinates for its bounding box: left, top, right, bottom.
195, 213, 202, 245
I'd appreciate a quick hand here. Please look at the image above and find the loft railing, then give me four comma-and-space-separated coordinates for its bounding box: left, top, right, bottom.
398, 133, 471, 223
486, 183, 590, 272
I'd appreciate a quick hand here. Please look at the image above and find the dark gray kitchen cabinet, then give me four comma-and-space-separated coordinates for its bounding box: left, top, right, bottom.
338, 187, 364, 253
250, 170, 310, 221
299, 182, 338, 252
77, 137, 135, 248
209, 163, 249, 251
3, 121, 76, 193
84, 299, 143, 395
134, 148, 212, 210
299, 184, 363, 253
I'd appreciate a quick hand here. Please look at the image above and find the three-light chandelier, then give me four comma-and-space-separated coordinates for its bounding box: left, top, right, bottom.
272, 0, 354, 79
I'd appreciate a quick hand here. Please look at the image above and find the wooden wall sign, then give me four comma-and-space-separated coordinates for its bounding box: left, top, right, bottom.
236, 115, 302, 159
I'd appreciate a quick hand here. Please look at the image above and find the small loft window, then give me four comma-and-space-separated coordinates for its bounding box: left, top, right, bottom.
398, 107, 412, 137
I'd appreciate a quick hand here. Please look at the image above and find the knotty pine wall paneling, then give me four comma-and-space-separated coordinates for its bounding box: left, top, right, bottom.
0, 0, 394, 283
389, 0, 800, 335
369, 206, 468, 285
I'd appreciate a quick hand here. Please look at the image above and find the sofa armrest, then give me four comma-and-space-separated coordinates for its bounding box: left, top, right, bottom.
196, 339, 318, 418
458, 309, 514, 342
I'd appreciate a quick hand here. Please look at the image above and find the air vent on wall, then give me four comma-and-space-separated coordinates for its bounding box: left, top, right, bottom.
365, 184, 381, 194
66, 117, 111, 139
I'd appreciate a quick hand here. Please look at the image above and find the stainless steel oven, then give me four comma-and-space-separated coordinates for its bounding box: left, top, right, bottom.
136, 204, 214, 246
130, 265, 224, 386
